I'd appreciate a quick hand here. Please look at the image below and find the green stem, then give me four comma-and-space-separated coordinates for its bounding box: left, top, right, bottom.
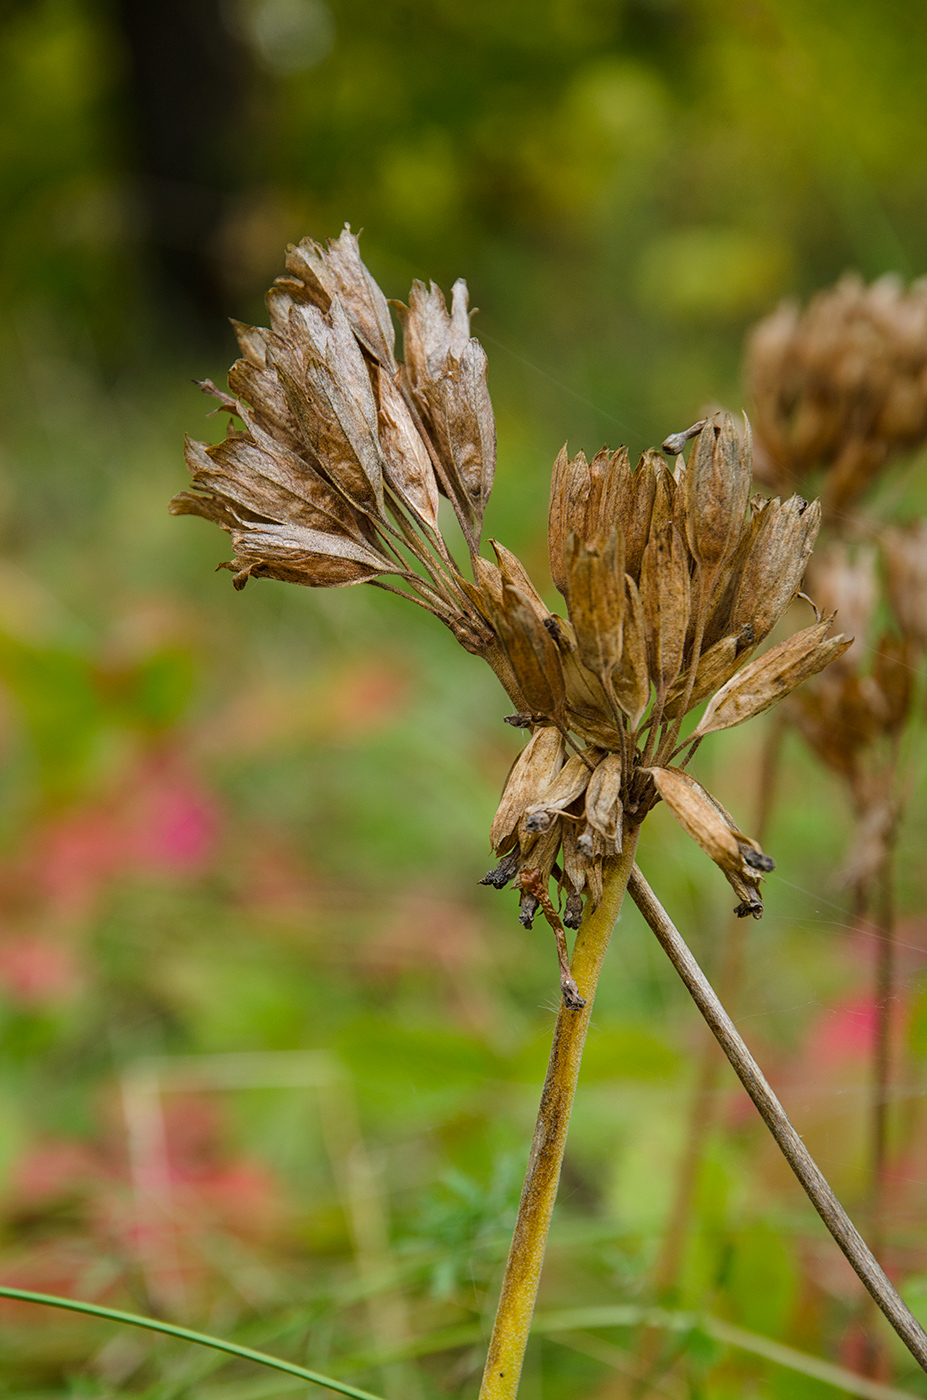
0, 1286, 384, 1400
478, 826, 641, 1400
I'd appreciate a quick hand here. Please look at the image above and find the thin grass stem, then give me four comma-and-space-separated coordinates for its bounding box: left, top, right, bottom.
0, 1286, 384, 1400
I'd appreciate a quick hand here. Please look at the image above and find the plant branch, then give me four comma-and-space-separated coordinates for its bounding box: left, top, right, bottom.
627, 862, 927, 1373
478, 827, 642, 1400
0, 1286, 384, 1400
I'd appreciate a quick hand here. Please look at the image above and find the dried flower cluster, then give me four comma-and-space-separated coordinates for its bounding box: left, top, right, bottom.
747, 274, 927, 515
174, 229, 850, 1004
794, 534, 926, 900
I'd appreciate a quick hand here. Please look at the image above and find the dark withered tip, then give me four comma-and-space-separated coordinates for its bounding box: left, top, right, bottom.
743, 848, 776, 872
561, 978, 586, 1010
504, 712, 533, 728
519, 893, 540, 928
480, 851, 521, 889
734, 899, 764, 919
563, 892, 584, 929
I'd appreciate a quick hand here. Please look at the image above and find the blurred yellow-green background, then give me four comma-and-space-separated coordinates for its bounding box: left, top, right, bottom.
3, 1, 927, 1395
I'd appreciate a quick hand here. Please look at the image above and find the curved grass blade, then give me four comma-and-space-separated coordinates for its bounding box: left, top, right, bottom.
0, 1286, 384, 1400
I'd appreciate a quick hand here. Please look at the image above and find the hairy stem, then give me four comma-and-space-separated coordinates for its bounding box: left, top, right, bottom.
478, 828, 642, 1400
628, 863, 927, 1373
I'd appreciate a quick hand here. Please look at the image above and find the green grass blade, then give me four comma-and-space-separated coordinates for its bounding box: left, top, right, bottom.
0, 1286, 385, 1400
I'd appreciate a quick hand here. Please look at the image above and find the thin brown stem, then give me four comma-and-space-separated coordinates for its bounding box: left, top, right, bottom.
478, 828, 642, 1400
627, 863, 927, 1373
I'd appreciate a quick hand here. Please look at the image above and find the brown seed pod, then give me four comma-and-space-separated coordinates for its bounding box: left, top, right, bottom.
729, 495, 822, 644
490, 727, 565, 853
639, 524, 691, 695
611, 575, 652, 728
564, 529, 625, 683
583, 754, 624, 852
685, 414, 752, 574
692, 617, 852, 740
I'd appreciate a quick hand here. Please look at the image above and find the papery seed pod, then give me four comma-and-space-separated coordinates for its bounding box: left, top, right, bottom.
490, 726, 565, 853
524, 750, 599, 832
375, 367, 440, 529
565, 530, 625, 682
492, 541, 551, 622
661, 633, 745, 720
649, 459, 676, 539
559, 647, 628, 750
421, 339, 496, 537
646, 766, 773, 888
274, 297, 387, 514
457, 554, 505, 622
611, 575, 651, 728
548, 447, 592, 594
223, 522, 399, 591
639, 524, 691, 695
884, 521, 927, 650
730, 496, 821, 644
584, 754, 624, 852
494, 586, 567, 719
685, 414, 752, 573
282, 225, 398, 371
589, 447, 633, 545
623, 452, 659, 580
693, 617, 852, 739
517, 815, 563, 881
394, 277, 471, 386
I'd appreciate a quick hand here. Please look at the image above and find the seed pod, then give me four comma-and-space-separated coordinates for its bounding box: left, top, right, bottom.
639, 524, 691, 695
494, 586, 567, 719
223, 521, 397, 590
283, 226, 398, 371
685, 414, 752, 573
692, 617, 852, 739
623, 452, 659, 579
393, 277, 471, 386
661, 632, 747, 720
490, 727, 565, 853
375, 367, 440, 529
647, 766, 773, 885
730, 495, 822, 643
564, 529, 625, 682
611, 575, 651, 727
584, 754, 624, 852
548, 447, 592, 594
524, 750, 599, 832
591, 447, 633, 546
492, 541, 550, 622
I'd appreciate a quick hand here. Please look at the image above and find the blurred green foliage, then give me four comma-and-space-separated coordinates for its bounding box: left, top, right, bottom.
1, 0, 927, 1396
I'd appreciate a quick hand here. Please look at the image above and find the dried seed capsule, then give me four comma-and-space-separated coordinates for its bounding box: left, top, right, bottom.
494, 585, 567, 719
564, 892, 585, 929
661, 632, 746, 720
492, 541, 551, 622
584, 754, 624, 852
729, 495, 821, 644
548, 447, 592, 594
376, 367, 440, 529
639, 524, 691, 696
610, 575, 651, 728
590, 447, 633, 546
564, 529, 625, 682
524, 751, 599, 832
685, 414, 752, 573
623, 452, 659, 579
692, 617, 852, 739
646, 766, 773, 893
490, 726, 565, 853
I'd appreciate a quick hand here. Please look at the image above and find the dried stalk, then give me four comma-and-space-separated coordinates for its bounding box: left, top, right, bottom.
649, 710, 786, 1305
478, 827, 641, 1400
627, 862, 927, 1372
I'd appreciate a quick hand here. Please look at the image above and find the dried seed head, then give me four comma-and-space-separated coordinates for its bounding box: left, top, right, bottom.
746, 274, 927, 512
884, 521, 927, 650
494, 585, 567, 720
